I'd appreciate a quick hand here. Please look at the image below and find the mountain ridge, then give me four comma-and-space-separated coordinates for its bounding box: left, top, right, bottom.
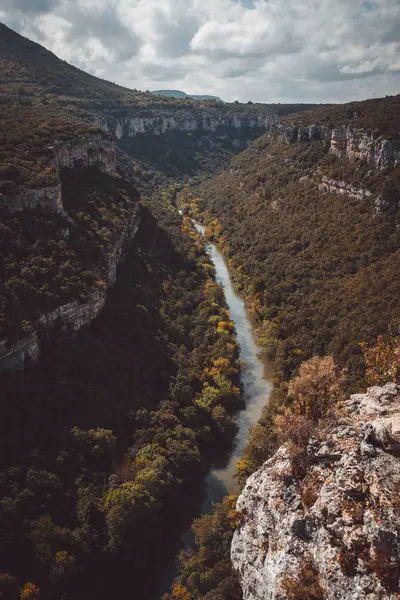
151, 89, 224, 102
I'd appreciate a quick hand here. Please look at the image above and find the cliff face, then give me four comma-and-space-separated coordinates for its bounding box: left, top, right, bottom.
0, 133, 115, 214
104, 111, 279, 139
231, 384, 400, 600
273, 123, 400, 171
0, 202, 140, 373
0, 129, 140, 373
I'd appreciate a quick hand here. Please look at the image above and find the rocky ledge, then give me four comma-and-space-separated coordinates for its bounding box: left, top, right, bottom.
274, 123, 400, 171
0, 133, 115, 214
231, 383, 400, 600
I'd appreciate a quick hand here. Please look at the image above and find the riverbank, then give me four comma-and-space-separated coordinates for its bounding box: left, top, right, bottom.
158, 215, 274, 598
192, 220, 274, 511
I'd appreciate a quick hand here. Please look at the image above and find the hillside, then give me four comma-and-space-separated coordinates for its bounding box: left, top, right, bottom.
0, 23, 318, 177
181, 94, 400, 385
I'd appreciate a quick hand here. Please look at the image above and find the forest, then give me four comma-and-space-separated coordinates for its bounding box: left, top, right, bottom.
0, 189, 244, 600
180, 117, 400, 388
164, 97, 400, 600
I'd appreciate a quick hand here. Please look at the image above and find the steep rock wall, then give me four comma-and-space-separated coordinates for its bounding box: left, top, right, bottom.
0, 198, 140, 373
55, 134, 116, 173
100, 110, 280, 140
274, 123, 400, 171
231, 383, 400, 600
0, 133, 115, 214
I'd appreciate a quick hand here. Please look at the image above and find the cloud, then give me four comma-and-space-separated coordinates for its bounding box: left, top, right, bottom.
0, 0, 60, 13
0, 0, 399, 102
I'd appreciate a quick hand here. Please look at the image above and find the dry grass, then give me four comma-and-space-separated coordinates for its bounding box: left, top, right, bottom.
281, 557, 325, 600
300, 470, 325, 509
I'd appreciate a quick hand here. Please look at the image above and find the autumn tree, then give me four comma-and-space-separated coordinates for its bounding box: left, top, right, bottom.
20, 583, 40, 600
361, 332, 400, 385
287, 355, 343, 422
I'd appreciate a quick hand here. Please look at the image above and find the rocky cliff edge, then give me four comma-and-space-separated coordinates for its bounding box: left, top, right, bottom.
232, 383, 400, 600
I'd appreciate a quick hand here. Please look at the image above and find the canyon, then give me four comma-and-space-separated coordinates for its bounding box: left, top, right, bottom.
0, 20, 399, 600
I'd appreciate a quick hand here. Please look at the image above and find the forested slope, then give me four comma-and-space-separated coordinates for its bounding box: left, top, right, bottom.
0, 193, 244, 600
181, 95, 400, 386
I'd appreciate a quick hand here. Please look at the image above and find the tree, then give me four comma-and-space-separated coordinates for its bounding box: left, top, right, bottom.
104, 482, 156, 556
361, 332, 400, 385
288, 355, 343, 422
20, 583, 40, 600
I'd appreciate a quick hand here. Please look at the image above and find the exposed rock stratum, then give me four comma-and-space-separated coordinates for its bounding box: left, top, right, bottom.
231, 383, 400, 600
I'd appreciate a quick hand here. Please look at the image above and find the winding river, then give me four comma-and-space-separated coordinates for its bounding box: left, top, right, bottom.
156, 218, 273, 597
193, 221, 273, 511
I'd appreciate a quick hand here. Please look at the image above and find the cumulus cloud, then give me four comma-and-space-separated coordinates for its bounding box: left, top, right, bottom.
0, 0, 399, 102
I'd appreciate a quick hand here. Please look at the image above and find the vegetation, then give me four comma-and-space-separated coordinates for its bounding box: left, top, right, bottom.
361, 327, 400, 385
180, 110, 400, 387
165, 496, 242, 600
0, 167, 138, 342
0, 191, 242, 599
281, 557, 325, 600
283, 94, 400, 139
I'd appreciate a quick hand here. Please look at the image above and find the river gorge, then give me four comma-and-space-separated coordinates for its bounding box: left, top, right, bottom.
193, 221, 273, 511
156, 217, 274, 597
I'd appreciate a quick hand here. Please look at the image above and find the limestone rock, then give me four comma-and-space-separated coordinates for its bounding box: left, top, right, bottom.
231, 384, 400, 600
275, 123, 399, 171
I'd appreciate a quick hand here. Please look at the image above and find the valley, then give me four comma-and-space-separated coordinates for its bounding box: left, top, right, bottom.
0, 19, 399, 600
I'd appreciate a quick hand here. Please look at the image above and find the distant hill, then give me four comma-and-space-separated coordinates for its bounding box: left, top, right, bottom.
151, 89, 224, 102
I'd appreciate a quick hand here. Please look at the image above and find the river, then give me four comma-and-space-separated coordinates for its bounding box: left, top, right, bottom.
193, 221, 273, 511
156, 218, 273, 597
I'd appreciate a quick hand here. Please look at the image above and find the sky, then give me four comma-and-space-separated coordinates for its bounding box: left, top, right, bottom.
0, 0, 399, 103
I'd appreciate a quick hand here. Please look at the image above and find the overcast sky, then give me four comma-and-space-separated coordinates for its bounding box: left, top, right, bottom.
1, 0, 399, 103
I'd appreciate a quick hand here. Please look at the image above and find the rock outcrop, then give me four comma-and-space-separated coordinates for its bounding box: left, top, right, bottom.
231, 383, 400, 600
0, 132, 115, 214
0, 190, 140, 373
317, 177, 374, 202
274, 123, 400, 171
55, 133, 116, 173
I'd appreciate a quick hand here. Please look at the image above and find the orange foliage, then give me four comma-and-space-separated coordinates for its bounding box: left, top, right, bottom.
171, 584, 191, 600
361, 333, 400, 385
20, 583, 40, 600
288, 356, 343, 422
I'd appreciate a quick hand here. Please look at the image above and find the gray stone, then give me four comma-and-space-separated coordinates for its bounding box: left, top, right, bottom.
231, 384, 400, 600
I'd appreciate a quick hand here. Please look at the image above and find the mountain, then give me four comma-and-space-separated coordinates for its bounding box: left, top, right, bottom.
0, 22, 319, 178
151, 89, 224, 102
